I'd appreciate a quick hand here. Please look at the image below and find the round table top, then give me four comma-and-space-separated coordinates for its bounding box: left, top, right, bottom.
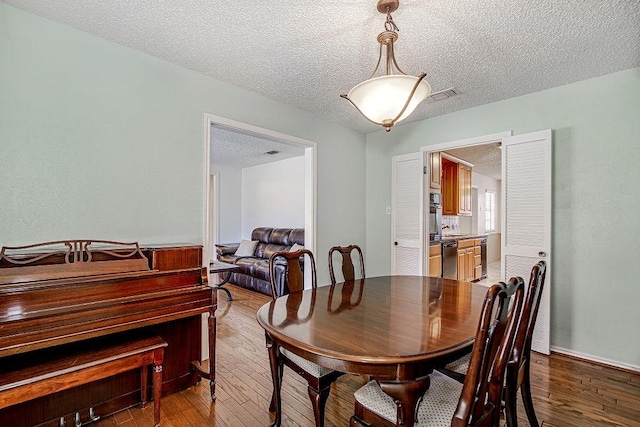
257, 275, 488, 368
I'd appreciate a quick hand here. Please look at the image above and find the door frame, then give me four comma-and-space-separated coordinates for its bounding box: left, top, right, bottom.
208, 172, 220, 254
202, 114, 317, 267
420, 131, 512, 276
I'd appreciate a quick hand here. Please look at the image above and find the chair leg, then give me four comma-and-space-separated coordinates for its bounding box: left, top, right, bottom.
504, 368, 519, 427
269, 360, 284, 413
308, 384, 331, 427
520, 360, 540, 427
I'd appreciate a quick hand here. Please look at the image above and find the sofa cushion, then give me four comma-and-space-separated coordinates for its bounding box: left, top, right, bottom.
252, 227, 273, 243
289, 243, 304, 252
234, 257, 271, 281
289, 228, 305, 246
262, 243, 290, 260
234, 239, 258, 256
269, 228, 293, 245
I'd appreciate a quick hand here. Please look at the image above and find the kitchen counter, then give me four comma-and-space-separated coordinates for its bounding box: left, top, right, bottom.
439, 234, 487, 242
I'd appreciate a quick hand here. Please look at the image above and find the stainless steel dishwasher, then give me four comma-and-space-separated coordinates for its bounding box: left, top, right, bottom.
480, 237, 488, 279
442, 240, 458, 279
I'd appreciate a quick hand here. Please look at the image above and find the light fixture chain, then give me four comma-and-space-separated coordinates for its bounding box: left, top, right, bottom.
384, 9, 399, 32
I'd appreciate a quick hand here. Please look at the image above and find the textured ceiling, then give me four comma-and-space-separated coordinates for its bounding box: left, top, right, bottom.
4, 0, 639, 135
444, 143, 502, 180
210, 126, 304, 169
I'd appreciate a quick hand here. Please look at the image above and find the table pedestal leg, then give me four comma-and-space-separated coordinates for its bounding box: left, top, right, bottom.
216, 271, 234, 301
378, 375, 431, 426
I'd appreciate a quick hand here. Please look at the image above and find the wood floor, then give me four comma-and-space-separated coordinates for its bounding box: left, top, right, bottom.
95, 284, 640, 427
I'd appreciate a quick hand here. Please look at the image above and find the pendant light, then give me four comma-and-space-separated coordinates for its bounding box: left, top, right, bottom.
341, 0, 431, 132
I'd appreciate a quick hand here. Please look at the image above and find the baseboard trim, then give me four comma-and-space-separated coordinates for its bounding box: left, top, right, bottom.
550, 345, 640, 374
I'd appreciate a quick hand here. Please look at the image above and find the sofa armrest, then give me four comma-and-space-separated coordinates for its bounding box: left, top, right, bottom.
216, 243, 240, 256
232, 256, 257, 264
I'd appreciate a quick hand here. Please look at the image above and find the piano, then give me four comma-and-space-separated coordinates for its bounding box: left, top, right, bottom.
0, 239, 216, 427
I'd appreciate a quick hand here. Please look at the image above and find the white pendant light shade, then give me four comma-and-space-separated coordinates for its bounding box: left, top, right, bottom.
345, 75, 432, 126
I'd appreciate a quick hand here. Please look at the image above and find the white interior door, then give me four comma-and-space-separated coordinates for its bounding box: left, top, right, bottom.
502, 129, 552, 355
391, 152, 425, 276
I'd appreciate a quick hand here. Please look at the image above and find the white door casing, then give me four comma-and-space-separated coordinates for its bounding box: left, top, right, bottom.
391, 152, 425, 276
502, 129, 552, 355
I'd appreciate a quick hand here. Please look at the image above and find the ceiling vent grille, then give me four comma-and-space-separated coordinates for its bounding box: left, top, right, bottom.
429, 88, 458, 101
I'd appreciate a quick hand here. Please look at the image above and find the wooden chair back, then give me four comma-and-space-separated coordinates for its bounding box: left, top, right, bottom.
511, 261, 547, 370
268, 249, 317, 298
504, 261, 547, 427
328, 245, 365, 284
452, 276, 525, 427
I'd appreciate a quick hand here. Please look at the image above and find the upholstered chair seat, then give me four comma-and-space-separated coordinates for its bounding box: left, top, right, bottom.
354, 370, 463, 426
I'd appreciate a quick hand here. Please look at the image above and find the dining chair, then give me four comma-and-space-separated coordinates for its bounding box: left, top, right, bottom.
328, 244, 365, 284
350, 276, 525, 427
504, 260, 547, 427
438, 261, 548, 427
267, 249, 344, 427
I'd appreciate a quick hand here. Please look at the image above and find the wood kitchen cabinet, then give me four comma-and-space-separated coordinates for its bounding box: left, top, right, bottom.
428, 243, 442, 278
456, 247, 467, 281
459, 163, 472, 215
457, 238, 481, 282
466, 247, 475, 280
442, 158, 472, 216
473, 242, 482, 280
442, 159, 457, 215
429, 152, 441, 190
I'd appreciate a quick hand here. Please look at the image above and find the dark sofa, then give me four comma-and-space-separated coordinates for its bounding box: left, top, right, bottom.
216, 227, 304, 296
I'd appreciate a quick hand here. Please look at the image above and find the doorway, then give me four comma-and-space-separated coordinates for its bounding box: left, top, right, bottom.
421, 130, 552, 355
202, 114, 317, 269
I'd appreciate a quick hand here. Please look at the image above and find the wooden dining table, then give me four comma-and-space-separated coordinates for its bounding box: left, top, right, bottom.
256, 275, 488, 427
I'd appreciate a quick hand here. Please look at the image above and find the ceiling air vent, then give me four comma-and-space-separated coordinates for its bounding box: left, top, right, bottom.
429, 88, 458, 101
264, 150, 280, 155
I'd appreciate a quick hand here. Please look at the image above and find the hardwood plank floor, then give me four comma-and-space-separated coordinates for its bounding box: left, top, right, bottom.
96, 284, 640, 426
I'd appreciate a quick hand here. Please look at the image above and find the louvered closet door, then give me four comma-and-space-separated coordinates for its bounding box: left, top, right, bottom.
392, 152, 425, 276
502, 129, 552, 354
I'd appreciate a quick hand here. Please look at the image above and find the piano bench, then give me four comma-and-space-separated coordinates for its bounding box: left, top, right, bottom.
0, 335, 167, 427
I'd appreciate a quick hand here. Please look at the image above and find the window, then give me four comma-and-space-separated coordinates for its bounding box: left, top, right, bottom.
485, 191, 496, 232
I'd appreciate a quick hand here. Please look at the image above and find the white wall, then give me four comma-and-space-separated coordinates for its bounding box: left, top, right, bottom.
472, 172, 501, 236
365, 67, 640, 369
473, 172, 501, 263
240, 156, 305, 238
211, 164, 242, 244
486, 233, 501, 264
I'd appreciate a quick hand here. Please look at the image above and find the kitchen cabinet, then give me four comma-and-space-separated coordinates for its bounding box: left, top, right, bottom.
457, 238, 482, 282
429, 152, 441, 190
428, 243, 442, 278
442, 158, 472, 216
442, 159, 457, 215
459, 163, 472, 215
456, 248, 466, 281
473, 241, 482, 280
466, 247, 475, 280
